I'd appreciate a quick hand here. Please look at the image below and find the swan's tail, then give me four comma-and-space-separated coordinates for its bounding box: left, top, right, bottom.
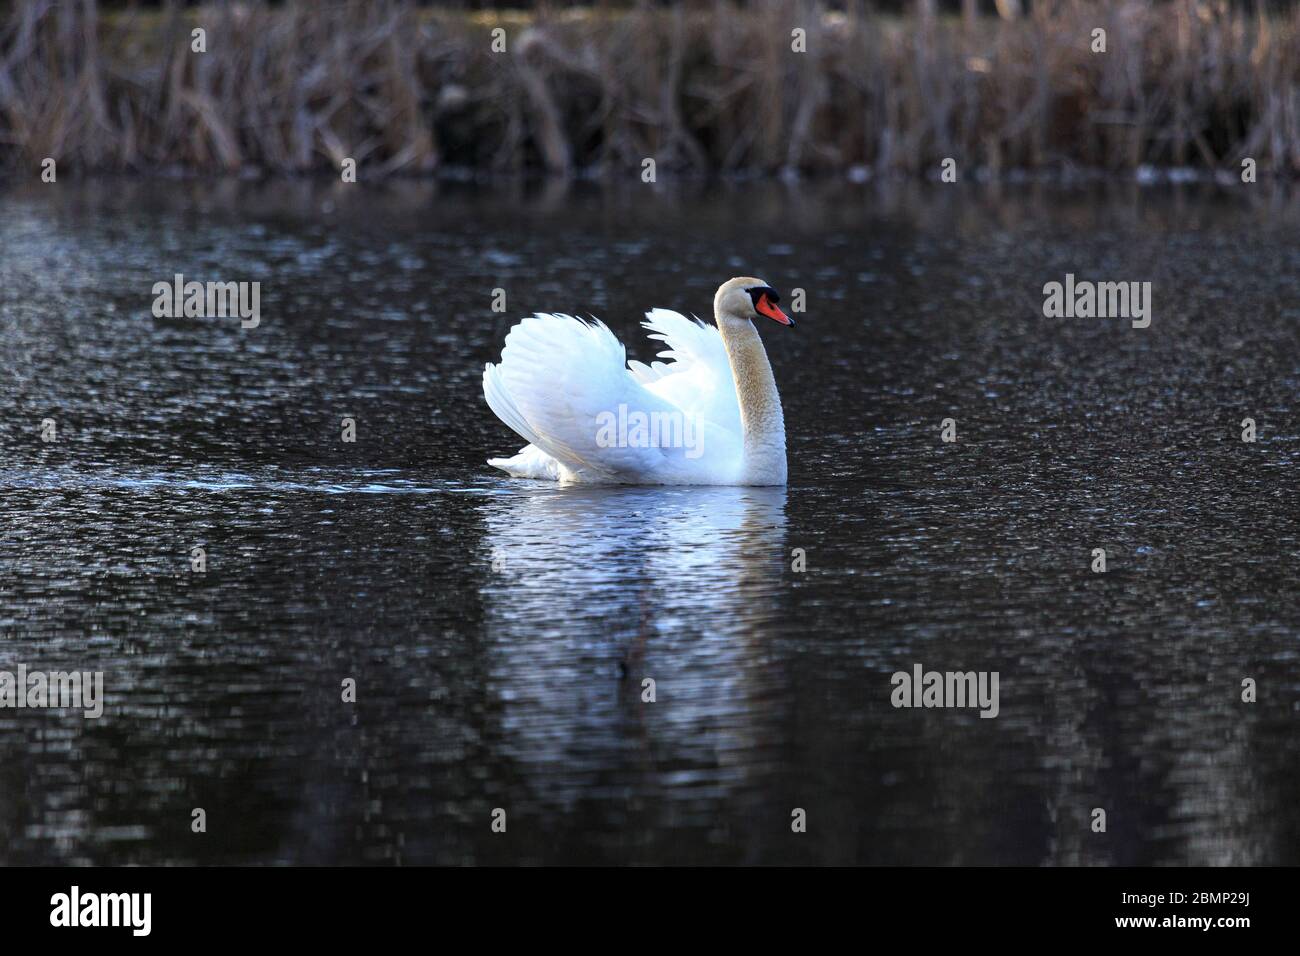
484, 360, 561, 478
487, 444, 563, 480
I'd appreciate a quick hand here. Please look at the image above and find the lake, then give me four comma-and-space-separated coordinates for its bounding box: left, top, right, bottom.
1, 176, 1297, 865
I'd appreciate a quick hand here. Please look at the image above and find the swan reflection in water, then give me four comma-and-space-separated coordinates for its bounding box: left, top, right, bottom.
476, 485, 790, 822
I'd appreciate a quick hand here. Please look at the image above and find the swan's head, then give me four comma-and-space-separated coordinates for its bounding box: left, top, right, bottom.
715, 276, 793, 329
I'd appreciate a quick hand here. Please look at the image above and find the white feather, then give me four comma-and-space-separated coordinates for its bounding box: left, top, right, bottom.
483, 311, 745, 484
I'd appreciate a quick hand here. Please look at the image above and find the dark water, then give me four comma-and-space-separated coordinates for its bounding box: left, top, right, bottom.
1, 177, 1297, 865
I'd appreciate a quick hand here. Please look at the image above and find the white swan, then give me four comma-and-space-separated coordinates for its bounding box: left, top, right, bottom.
483, 277, 793, 485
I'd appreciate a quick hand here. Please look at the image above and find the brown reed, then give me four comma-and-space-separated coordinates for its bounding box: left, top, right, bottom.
0, 0, 1295, 178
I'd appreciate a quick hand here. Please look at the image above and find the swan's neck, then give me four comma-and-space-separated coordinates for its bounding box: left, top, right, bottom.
717, 315, 787, 484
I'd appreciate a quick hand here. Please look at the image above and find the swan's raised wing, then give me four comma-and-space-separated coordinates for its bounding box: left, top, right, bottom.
630, 309, 742, 439
485, 314, 729, 482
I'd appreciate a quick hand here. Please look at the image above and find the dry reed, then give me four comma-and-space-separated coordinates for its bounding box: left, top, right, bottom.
0, 0, 1296, 178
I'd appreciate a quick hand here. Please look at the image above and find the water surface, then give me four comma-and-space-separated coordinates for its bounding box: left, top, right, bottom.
1, 177, 1297, 865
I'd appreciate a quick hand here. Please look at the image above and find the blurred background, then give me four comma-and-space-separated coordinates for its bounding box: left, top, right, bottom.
1, 0, 1298, 179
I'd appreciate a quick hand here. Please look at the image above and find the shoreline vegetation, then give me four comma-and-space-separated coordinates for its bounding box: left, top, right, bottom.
1, 1, 1297, 180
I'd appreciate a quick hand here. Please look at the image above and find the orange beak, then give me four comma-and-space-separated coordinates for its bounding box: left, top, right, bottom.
756, 292, 793, 326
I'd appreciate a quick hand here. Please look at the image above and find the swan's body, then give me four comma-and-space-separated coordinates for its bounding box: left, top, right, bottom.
483, 277, 793, 486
